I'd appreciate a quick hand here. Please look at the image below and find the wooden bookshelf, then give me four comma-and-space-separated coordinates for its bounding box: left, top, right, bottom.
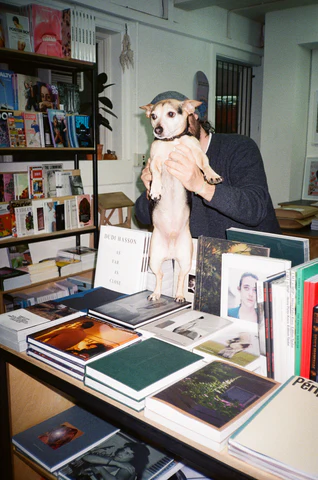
0, 345, 282, 480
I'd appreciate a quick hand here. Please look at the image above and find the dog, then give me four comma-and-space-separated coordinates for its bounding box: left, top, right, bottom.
140, 98, 222, 302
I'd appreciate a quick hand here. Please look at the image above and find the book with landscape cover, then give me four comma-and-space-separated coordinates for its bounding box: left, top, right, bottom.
193, 236, 270, 316
58, 430, 175, 480
226, 227, 309, 268
27, 315, 142, 368
11, 405, 119, 473
88, 290, 191, 329
0, 266, 30, 291
144, 361, 278, 450
85, 337, 205, 403
228, 375, 318, 480
0, 300, 85, 343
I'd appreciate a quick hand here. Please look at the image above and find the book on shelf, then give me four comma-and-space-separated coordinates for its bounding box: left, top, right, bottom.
301, 273, 318, 378
88, 289, 191, 330
55, 256, 83, 276
64, 197, 79, 230
11, 405, 119, 473
94, 225, 152, 295
48, 109, 69, 147
145, 360, 278, 452
55, 171, 72, 197
14, 73, 39, 111
84, 337, 205, 411
228, 375, 318, 480
68, 171, 84, 196
43, 163, 63, 197
137, 308, 232, 349
0, 173, 14, 202
310, 305, 318, 381
226, 227, 310, 268
275, 205, 318, 230
14, 203, 34, 237
57, 246, 97, 270
0, 69, 15, 110
22, 3, 63, 57
0, 110, 12, 147
0, 12, 32, 52
7, 111, 26, 147
55, 204, 65, 231
76, 194, 93, 227
26, 347, 84, 381
0, 265, 30, 291
193, 236, 270, 316
9, 198, 31, 237
24, 111, 42, 148
0, 300, 85, 344
61, 8, 73, 59
27, 316, 142, 378
28, 165, 45, 199
36, 81, 59, 113
13, 173, 28, 200
0, 202, 11, 238
58, 82, 80, 114
57, 430, 176, 480
33, 198, 50, 234
74, 114, 93, 147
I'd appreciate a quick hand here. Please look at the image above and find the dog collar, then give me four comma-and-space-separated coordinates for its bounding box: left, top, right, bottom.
154, 128, 193, 142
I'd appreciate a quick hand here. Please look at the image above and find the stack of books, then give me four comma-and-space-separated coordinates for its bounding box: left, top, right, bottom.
57, 246, 97, 270
26, 259, 59, 283
0, 266, 31, 291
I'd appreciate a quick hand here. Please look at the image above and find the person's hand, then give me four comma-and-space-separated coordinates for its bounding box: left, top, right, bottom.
140, 158, 152, 192
164, 142, 205, 193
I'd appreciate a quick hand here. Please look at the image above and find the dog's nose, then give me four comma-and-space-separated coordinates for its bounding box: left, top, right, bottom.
155, 126, 163, 135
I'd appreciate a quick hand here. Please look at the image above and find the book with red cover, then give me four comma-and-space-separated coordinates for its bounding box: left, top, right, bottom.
300, 273, 318, 378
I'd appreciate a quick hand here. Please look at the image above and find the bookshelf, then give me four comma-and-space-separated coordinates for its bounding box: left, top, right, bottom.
0, 345, 282, 480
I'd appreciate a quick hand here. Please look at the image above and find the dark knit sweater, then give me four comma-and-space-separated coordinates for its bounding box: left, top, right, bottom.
134, 133, 281, 239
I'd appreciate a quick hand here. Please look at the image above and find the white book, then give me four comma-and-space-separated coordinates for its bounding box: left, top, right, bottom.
64, 197, 79, 230
15, 205, 34, 237
271, 276, 290, 383
42, 163, 63, 198
0, 13, 32, 52
94, 225, 151, 295
55, 171, 72, 197
32, 199, 51, 234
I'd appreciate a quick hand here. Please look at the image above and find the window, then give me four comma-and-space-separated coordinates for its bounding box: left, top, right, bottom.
215, 59, 252, 136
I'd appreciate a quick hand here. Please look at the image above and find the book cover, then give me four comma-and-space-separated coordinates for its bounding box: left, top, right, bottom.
85, 337, 205, 401
27, 315, 142, 366
76, 194, 92, 227
14, 204, 34, 237
228, 376, 318, 479
0, 300, 85, 342
310, 305, 318, 381
33, 199, 49, 234
28, 165, 45, 199
48, 109, 68, 147
58, 430, 174, 480
0, 110, 12, 147
7, 111, 26, 147
145, 361, 278, 447
9, 198, 31, 237
193, 236, 270, 316
1, 173, 14, 202
43, 163, 63, 197
0, 202, 12, 238
69, 173, 84, 195
94, 226, 152, 295
58, 82, 80, 114
15, 73, 39, 111
0, 13, 32, 52
36, 81, 59, 113
61, 9, 72, 58
13, 173, 29, 200
75, 114, 92, 147
55, 286, 123, 312
11, 405, 118, 472
226, 227, 309, 268
24, 112, 42, 148
55, 204, 65, 231
24, 4, 63, 57
0, 69, 15, 110
88, 289, 191, 330
0, 266, 30, 291
58, 246, 97, 261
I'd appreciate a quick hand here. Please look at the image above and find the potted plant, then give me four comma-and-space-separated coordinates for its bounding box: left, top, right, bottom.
97, 72, 118, 132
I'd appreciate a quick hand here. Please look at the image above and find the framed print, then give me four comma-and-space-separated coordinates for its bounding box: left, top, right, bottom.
302, 157, 318, 200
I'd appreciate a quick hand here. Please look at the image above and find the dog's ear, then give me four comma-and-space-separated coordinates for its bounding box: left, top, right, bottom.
182, 99, 202, 115
140, 103, 153, 118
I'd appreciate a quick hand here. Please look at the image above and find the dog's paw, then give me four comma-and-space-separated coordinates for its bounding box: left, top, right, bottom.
149, 192, 161, 203
148, 292, 161, 301
204, 174, 223, 185
174, 295, 187, 303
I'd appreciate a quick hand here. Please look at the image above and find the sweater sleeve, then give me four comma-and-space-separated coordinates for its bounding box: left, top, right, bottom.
205, 136, 273, 227
134, 190, 152, 226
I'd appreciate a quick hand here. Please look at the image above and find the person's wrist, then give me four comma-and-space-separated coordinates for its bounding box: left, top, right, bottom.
194, 180, 206, 195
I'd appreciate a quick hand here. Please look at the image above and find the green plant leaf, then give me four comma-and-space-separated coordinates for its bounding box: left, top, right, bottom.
100, 107, 118, 119
99, 97, 113, 109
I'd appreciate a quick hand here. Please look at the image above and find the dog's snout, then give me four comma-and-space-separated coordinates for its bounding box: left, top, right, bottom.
155, 126, 163, 136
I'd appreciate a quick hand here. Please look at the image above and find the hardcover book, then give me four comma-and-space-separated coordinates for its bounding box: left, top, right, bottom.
14, 204, 34, 237
228, 375, 318, 480
58, 82, 80, 114
226, 227, 309, 268
13, 173, 29, 200
145, 361, 278, 449
0, 110, 12, 147
310, 305, 318, 381
15, 73, 39, 111
193, 236, 270, 316
58, 430, 175, 480
36, 81, 59, 113
74, 114, 92, 147
7, 111, 26, 148
48, 109, 68, 147
0, 300, 85, 342
0, 173, 14, 202
0, 69, 15, 110
0, 13, 32, 52
11, 405, 119, 472
88, 289, 191, 330
9, 198, 31, 237
0, 202, 12, 238
24, 112, 42, 148
76, 194, 92, 227
85, 337, 205, 402
28, 165, 45, 199
43, 163, 63, 197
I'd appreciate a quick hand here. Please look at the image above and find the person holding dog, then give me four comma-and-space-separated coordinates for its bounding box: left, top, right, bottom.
135, 91, 281, 239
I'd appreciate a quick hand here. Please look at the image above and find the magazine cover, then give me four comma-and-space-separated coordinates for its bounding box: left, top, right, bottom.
0, 69, 15, 110
48, 109, 68, 147
24, 4, 63, 57
24, 112, 42, 148
15, 74, 39, 111
36, 82, 59, 112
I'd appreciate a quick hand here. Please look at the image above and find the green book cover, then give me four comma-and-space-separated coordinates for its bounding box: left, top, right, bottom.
85, 338, 204, 400
226, 228, 309, 268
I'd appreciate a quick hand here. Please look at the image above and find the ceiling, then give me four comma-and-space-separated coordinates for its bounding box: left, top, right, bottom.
174, 0, 318, 23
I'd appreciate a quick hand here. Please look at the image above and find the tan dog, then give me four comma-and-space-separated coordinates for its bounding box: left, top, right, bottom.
140, 98, 222, 302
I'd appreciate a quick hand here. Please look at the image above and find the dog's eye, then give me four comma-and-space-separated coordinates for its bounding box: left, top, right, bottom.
151, 114, 157, 120
167, 112, 176, 118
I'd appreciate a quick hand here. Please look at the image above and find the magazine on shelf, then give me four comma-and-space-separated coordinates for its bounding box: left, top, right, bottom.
0, 12, 32, 52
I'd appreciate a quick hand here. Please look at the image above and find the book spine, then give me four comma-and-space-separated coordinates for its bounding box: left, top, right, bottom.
310, 306, 318, 381
263, 281, 273, 378
268, 281, 275, 379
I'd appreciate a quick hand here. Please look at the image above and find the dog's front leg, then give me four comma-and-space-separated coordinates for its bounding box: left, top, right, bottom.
148, 228, 166, 301
149, 155, 163, 203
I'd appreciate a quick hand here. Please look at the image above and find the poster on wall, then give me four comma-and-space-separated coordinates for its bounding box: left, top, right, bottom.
302, 157, 318, 200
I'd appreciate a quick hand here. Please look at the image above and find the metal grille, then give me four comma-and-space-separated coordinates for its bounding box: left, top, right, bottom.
215, 59, 252, 136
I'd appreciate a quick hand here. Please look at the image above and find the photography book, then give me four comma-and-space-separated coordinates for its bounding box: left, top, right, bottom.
12, 405, 119, 472
88, 290, 191, 329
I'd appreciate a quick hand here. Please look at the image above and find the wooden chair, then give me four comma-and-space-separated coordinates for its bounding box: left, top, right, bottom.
98, 192, 134, 229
